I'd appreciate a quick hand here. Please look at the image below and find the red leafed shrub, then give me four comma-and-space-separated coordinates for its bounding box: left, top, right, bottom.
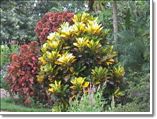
5, 41, 39, 104
35, 12, 74, 44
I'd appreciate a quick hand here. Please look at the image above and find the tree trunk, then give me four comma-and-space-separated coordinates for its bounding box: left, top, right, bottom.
112, 1, 118, 43
88, 0, 95, 12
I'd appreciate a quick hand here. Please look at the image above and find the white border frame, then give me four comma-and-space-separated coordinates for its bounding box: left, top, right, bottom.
0, 0, 153, 115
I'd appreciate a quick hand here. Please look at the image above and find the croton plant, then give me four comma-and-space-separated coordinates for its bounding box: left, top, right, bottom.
5, 12, 125, 109
5, 41, 39, 104
35, 12, 74, 44
5, 12, 74, 105
36, 12, 125, 107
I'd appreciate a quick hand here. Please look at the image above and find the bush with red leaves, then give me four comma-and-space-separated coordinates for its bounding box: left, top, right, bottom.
35, 12, 74, 44
5, 41, 39, 104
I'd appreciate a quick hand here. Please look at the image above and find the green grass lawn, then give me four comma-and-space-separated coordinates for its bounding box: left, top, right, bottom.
0, 98, 51, 112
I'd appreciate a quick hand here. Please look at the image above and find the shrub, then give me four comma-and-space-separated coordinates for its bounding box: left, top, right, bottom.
37, 12, 125, 109
5, 41, 39, 104
67, 91, 104, 112
35, 12, 74, 44
106, 71, 150, 112
124, 71, 150, 112
109, 101, 148, 112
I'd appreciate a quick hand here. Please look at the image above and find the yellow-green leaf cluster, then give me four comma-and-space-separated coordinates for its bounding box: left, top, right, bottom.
36, 12, 125, 106
91, 67, 108, 85
113, 65, 125, 79
70, 77, 89, 91
55, 53, 76, 66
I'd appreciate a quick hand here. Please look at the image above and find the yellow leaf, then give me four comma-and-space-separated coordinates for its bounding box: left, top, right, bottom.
70, 86, 75, 89
41, 43, 48, 53
36, 75, 45, 83
39, 57, 47, 65
48, 88, 54, 93
106, 58, 114, 65
47, 33, 56, 40
69, 67, 74, 73
55, 53, 76, 66
83, 82, 89, 88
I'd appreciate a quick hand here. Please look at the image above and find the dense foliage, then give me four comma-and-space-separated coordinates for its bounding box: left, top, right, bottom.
117, 1, 150, 71
0, 1, 38, 44
1, 0, 150, 113
36, 12, 125, 110
67, 91, 104, 112
5, 41, 39, 104
0, 44, 19, 69
35, 12, 74, 44
0, 0, 86, 45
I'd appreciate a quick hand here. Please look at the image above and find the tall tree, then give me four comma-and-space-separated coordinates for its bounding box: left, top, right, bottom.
112, 0, 118, 43
88, 0, 95, 12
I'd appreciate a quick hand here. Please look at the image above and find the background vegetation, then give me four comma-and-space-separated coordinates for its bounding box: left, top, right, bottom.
0, 0, 150, 112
